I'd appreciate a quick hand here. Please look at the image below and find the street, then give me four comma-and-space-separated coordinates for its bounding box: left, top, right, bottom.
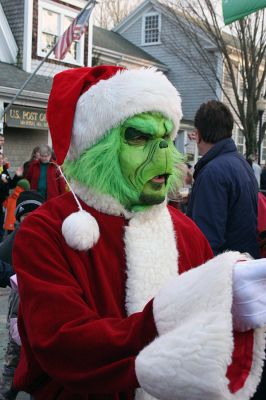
0, 288, 29, 400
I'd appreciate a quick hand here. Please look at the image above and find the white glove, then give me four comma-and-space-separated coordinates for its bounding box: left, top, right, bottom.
233, 258, 266, 332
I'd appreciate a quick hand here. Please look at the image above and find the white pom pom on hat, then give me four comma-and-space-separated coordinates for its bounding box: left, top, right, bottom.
56, 169, 101, 251
46, 65, 183, 251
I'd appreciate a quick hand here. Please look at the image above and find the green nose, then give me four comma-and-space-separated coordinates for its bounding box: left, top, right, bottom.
159, 140, 168, 149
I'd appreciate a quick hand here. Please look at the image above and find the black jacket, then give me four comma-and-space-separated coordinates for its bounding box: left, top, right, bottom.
0, 166, 20, 205
0, 259, 13, 287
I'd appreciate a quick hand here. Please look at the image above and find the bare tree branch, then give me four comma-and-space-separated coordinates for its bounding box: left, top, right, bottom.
161, 0, 266, 156
94, 0, 142, 29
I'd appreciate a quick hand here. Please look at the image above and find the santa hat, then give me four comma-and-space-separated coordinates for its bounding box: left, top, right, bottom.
47, 65, 183, 251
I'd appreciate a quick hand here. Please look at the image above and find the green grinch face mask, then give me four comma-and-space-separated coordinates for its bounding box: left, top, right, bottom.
63, 112, 183, 212
119, 112, 175, 211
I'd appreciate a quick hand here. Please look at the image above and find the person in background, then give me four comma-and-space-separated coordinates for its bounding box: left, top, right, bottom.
184, 163, 193, 186
252, 154, 262, 188
187, 100, 259, 259
26, 144, 66, 200
247, 154, 262, 188
0, 154, 23, 242
0, 190, 44, 400
247, 156, 253, 168
0, 259, 13, 288
22, 146, 40, 178
0, 136, 11, 169
3, 179, 30, 235
180, 162, 193, 214
168, 163, 193, 213
260, 165, 266, 195
0, 134, 5, 155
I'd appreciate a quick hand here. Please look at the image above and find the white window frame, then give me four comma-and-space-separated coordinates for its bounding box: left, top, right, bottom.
141, 12, 161, 46
38, 0, 85, 66
234, 127, 245, 155
261, 129, 266, 164
263, 77, 266, 97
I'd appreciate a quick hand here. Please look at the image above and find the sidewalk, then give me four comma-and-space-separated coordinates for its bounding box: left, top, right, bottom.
0, 288, 29, 400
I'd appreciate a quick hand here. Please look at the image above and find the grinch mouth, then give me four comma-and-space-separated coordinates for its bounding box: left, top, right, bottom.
150, 174, 169, 184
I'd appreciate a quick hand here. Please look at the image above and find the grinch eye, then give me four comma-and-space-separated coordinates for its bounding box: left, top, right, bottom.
124, 127, 151, 145
163, 133, 171, 140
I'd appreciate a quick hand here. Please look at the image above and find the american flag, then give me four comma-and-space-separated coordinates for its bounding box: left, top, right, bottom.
54, 3, 95, 60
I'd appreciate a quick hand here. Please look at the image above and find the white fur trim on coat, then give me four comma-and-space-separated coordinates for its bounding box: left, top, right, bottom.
68, 68, 182, 160
70, 181, 133, 218
124, 205, 178, 315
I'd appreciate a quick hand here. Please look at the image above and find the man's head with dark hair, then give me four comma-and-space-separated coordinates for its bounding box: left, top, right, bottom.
194, 100, 234, 144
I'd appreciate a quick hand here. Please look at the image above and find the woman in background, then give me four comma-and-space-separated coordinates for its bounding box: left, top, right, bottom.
22, 146, 40, 178
26, 144, 66, 200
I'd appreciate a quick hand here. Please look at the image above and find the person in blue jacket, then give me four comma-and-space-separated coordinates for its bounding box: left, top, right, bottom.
187, 100, 259, 259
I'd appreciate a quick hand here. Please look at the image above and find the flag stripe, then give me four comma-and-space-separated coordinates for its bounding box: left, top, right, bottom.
54, 4, 94, 60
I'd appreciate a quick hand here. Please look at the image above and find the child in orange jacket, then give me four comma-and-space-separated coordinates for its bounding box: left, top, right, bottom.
3, 179, 30, 233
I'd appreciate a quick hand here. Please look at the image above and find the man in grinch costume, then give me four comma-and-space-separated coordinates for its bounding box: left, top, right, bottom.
12, 66, 266, 400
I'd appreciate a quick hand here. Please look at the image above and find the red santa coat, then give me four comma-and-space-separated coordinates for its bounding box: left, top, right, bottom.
13, 189, 264, 400
26, 160, 66, 200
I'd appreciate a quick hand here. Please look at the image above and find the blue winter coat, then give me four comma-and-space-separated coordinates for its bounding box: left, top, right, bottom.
187, 138, 259, 258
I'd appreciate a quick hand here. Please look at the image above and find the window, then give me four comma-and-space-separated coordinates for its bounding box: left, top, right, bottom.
235, 128, 245, 155
142, 13, 161, 45
41, 8, 59, 53
262, 138, 266, 163
38, 1, 85, 65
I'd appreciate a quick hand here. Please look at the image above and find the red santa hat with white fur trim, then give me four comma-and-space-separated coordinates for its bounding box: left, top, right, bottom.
46, 65, 183, 251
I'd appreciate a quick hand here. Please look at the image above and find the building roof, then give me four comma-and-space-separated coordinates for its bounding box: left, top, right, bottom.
93, 26, 165, 66
0, 26, 165, 96
0, 21, 167, 103
0, 61, 52, 93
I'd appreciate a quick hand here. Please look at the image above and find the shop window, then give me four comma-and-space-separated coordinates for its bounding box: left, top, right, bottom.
38, 1, 84, 65
142, 13, 161, 45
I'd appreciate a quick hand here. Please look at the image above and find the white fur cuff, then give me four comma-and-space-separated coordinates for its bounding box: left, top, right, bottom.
136, 311, 232, 400
153, 251, 241, 335
136, 252, 265, 400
